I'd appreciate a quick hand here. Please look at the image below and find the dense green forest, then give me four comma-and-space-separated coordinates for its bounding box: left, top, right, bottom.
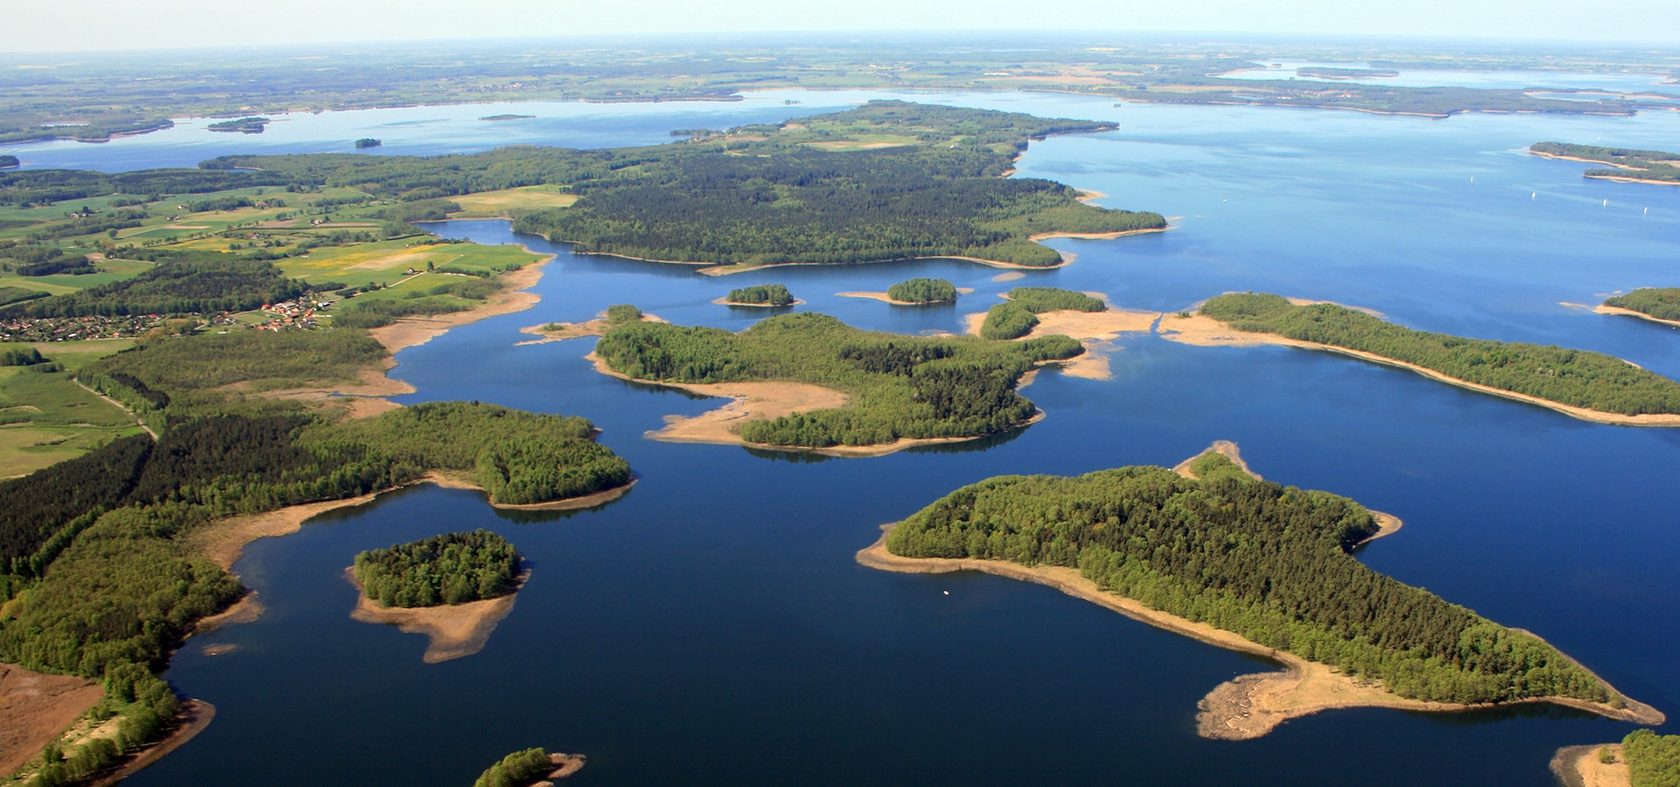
725, 284, 795, 306
595, 311, 1081, 447
1005, 286, 1107, 313
354, 530, 521, 608
2, 257, 305, 318
1622, 729, 1680, 786
1604, 288, 1680, 322
207, 117, 269, 134
979, 302, 1040, 340
1200, 293, 1680, 416
887, 452, 1615, 706
885, 278, 959, 304
473, 748, 557, 787
1532, 142, 1680, 183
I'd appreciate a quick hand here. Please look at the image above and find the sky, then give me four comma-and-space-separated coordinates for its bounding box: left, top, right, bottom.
9, 0, 1680, 52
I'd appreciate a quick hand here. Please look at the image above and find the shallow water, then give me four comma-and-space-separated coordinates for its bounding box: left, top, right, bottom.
81, 92, 1680, 785
1219, 61, 1677, 93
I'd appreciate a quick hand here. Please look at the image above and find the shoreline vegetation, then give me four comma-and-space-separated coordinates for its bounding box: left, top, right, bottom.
1596, 289, 1680, 328
347, 566, 528, 664
1550, 744, 1629, 787
857, 441, 1662, 740
1530, 143, 1680, 185
1164, 293, 1680, 427
474, 748, 586, 786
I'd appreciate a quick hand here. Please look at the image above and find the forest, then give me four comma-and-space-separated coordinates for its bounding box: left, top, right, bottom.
473, 748, 558, 787
2, 257, 305, 318
1200, 293, 1680, 416
886, 452, 1615, 706
1532, 142, 1680, 183
885, 278, 959, 304
979, 286, 1107, 339
1622, 729, 1680, 786
979, 302, 1039, 340
354, 530, 521, 608
725, 284, 795, 306
1604, 288, 1680, 321
594, 311, 1081, 447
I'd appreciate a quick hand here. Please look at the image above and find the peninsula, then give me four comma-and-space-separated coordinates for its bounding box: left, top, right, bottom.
587, 310, 1082, 455
860, 442, 1661, 739
1160, 293, 1680, 426
1530, 142, 1680, 185
1598, 288, 1680, 328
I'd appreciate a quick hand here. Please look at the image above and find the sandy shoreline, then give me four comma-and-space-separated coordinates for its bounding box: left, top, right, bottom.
1594, 303, 1680, 328
1156, 311, 1680, 427
516, 311, 668, 346
585, 351, 1042, 457
1551, 744, 1630, 787
88, 700, 215, 787
856, 441, 1662, 739
713, 296, 806, 308
962, 304, 1161, 381
1530, 150, 1680, 185
835, 288, 972, 306
367, 254, 552, 356
346, 567, 528, 663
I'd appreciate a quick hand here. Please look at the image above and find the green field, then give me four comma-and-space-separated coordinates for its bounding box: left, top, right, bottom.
278, 239, 541, 290
448, 185, 579, 217
0, 364, 141, 477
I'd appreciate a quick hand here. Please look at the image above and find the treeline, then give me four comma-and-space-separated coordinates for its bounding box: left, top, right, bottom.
595, 311, 1081, 447
1201, 293, 1680, 416
2, 257, 306, 318
1605, 288, 1680, 322
331, 276, 498, 329
1532, 142, 1680, 182
1623, 729, 1680, 786
886, 277, 958, 304
726, 284, 795, 306
1006, 286, 1106, 313
887, 454, 1615, 706
474, 748, 557, 787
0, 166, 288, 207
980, 302, 1039, 340
355, 530, 520, 608
22, 664, 185, 787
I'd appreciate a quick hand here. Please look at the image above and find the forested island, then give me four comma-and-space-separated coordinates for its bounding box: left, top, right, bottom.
592, 311, 1081, 453
479, 114, 536, 121
355, 530, 521, 608
475, 747, 586, 786
1599, 288, 1680, 327
722, 284, 796, 307
886, 278, 959, 304
206, 117, 269, 134
1166, 293, 1680, 425
980, 287, 1107, 339
1530, 142, 1680, 184
353, 138, 382, 149
863, 444, 1659, 737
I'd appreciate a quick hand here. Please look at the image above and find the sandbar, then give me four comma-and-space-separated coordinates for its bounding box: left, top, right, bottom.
835, 287, 974, 306
347, 567, 528, 663
1594, 303, 1680, 329
516, 311, 666, 346
540, 752, 588, 782
991, 272, 1027, 283
856, 441, 1663, 740
962, 305, 1161, 381
1550, 744, 1630, 787
1155, 310, 1680, 427
585, 351, 1040, 457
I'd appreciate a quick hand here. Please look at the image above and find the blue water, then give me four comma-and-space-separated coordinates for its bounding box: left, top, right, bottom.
1219, 61, 1677, 94
94, 93, 1680, 785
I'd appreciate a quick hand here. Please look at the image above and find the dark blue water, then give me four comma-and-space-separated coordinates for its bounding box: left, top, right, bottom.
109, 94, 1680, 785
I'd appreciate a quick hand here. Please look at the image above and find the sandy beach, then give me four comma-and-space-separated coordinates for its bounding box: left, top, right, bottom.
1595, 303, 1680, 328
1156, 311, 1680, 427
346, 567, 528, 663
1550, 744, 1631, 787
961, 304, 1160, 381
856, 441, 1663, 739
835, 287, 974, 306
516, 311, 667, 346
367, 254, 552, 355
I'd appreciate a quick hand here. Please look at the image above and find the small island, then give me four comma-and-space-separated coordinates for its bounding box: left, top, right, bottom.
1160, 292, 1680, 426
1531, 142, 1680, 184
978, 287, 1107, 339
1553, 729, 1680, 787
475, 747, 587, 786
206, 116, 270, 134
589, 311, 1082, 455
349, 530, 528, 663
1296, 66, 1401, 80
1599, 288, 1680, 328
520, 303, 662, 344
0, 154, 19, 169
861, 442, 1662, 739
480, 114, 536, 122
354, 137, 382, 149
839, 277, 964, 306
720, 283, 797, 307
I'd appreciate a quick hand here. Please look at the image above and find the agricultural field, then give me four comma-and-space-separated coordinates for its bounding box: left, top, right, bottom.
447, 185, 578, 217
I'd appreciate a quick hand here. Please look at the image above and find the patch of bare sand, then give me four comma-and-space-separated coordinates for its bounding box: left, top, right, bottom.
1157, 311, 1680, 427
347, 568, 527, 663
85, 700, 215, 787
586, 351, 1029, 457
858, 441, 1662, 740
542, 752, 587, 781
960, 307, 1159, 381
516, 312, 666, 346
992, 271, 1027, 283
1595, 303, 1680, 328
836, 291, 953, 306
1172, 439, 1261, 480
1551, 744, 1630, 787
0, 664, 103, 775
255, 363, 415, 420
367, 256, 551, 355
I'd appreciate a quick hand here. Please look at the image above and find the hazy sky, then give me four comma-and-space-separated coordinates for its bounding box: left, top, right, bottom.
10, 0, 1680, 52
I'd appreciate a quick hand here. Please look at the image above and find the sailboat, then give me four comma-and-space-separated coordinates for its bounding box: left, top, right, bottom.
1603, 199, 1609, 207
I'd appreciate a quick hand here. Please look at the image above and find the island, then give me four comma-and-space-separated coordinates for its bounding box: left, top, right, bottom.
521, 303, 663, 344
978, 287, 1108, 339
838, 277, 963, 306
0, 155, 18, 169
720, 283, 797, 307
1160, 293, 1680, 426
475, 747, 587, 786
479, 114, 536, 122
860, 441, 1662, 739
350, 530, 527, 662
1553, 729, 1680, 787
354, 137, 382, 149
1295, 66, 1401, 80
588, 310, 1082, 455
206, 116, 269, 134
1530, 142, 1680, 184
1599, 288, 1680, 327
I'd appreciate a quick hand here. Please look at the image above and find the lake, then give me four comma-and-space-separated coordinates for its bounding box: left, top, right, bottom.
48, 90, 1677, 785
